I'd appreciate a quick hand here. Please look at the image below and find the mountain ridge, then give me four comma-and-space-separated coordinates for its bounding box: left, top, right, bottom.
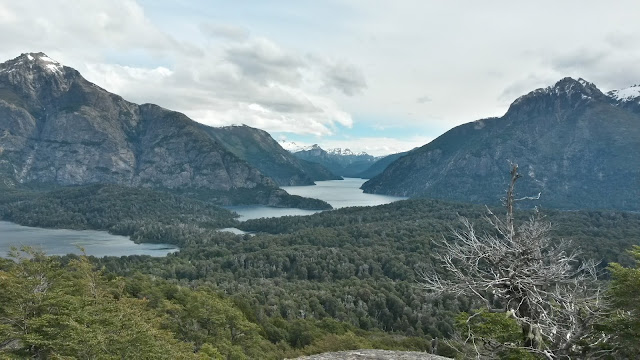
290, 144, 376, 177
200, 124, 340, 185
362, 77, 640, 211
0, 52, 330, 208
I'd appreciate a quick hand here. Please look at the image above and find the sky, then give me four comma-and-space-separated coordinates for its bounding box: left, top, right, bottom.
2, 1, 640, 156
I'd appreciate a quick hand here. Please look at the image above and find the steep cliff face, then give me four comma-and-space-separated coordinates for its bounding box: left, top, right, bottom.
200, 125, 340, 185
362, 78, 640, 211
0, 53, 274, 193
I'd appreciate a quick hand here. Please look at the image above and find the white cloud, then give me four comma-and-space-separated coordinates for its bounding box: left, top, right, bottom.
3, 0, 640, 148
0, 0, 364, 138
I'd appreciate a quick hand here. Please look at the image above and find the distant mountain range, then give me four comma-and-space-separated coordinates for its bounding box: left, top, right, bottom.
0, 53, 330, 208
278, 141, 414, 179
362, 77, 640, 211
288, 144, 377, 177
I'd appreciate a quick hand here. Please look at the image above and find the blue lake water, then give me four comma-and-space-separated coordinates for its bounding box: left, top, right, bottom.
228, 178, 406, 221
0, 221, 178, 258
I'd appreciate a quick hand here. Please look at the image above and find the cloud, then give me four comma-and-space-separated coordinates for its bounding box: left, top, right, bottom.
416, 96, 431, 104
321, 61, 367, 96
225, 38, 305, 86
0, 0, 368, 137
199, 23, 249, 41
549, 48, 607, 72
81, 36, 356, 136
5, 0, 640, 146
499, 73, 558, 103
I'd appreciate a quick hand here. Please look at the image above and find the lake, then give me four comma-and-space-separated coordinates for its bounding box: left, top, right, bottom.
228, 178, 406, 221
0, 178, 404, 257
0, 221, 178, 258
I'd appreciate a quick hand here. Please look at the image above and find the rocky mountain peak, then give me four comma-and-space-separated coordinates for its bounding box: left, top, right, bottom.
0, 52, 66, 77
0, 52, 75, 98
506, 77, 606, 117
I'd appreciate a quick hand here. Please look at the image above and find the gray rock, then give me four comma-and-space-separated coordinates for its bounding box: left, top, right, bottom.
291, 349, 451, 360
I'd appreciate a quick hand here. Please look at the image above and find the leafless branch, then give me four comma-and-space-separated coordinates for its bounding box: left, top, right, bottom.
420, 164, 605, 358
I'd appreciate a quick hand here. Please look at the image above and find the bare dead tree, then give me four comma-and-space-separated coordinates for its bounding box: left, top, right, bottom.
420, 164, 606, 359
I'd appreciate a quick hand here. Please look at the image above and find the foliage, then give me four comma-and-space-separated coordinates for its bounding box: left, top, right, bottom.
453, 310, 538, 360
0, 248, 198, 359
1, 179, 639, 358
605, 245, 640, 358
0, 184, 239, 245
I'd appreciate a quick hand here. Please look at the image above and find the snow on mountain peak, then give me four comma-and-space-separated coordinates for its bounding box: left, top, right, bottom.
607, 85, 640, 103
0, 52, 64, 75
326, 148, 370, 156
278, 140, 317, 152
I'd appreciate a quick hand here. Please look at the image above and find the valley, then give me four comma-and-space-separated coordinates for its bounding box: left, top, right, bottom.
0, 48, 639, 359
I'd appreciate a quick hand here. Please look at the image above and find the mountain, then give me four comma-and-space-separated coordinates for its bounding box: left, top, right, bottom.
292, 144, 376, 177
356, 150, 412, 179
200, 125, 339, 185
0, 52, 330, 208
607, 84, 640, 114
278, 140, 314, 153
362, 77, 640, 211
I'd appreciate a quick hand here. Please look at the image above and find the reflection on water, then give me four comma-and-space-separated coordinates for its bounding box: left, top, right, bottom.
0, 221, 178, 258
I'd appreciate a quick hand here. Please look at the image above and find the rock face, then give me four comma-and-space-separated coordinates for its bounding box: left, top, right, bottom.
292, 350, 451, 360
362, 78, 640, 211
200, 124, 340, 185
0, 53, 274, 193
293, 145, 376, 177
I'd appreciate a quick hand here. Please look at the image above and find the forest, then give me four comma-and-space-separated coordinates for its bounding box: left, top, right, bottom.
1, 184, 639, 358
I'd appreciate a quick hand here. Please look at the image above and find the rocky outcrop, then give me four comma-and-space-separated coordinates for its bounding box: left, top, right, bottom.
292, 350, 451, 360
362, 78, 640, 211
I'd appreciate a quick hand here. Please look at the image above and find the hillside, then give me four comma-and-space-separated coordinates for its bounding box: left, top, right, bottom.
0, 52, 328, 208
200, 124, 340, 185
356, 150, 411, 179
362, 78, 640, 211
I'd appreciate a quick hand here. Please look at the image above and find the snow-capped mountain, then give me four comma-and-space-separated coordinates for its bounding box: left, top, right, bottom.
606, 84, 640, 114
326, 148, 370, 157
607, 84, 640, 103
277, 140, 316, 153
289, 144, 376, 177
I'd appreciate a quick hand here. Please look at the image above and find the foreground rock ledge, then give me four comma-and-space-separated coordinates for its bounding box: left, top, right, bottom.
292, 349, 452, 360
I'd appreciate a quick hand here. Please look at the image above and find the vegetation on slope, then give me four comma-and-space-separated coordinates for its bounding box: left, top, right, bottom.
1, 183, 638, 358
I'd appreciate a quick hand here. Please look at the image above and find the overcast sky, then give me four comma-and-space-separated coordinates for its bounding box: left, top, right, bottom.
2, 1, 640, 155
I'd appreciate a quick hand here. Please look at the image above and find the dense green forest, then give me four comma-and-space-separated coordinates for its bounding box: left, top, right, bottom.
0, 184, 240, 245
1, 186, 639, 358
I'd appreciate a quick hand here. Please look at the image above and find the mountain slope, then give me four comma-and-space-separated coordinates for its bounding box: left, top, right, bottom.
362, 78, 640, 211
0, 52, 329, 208
200, 125, 339, 185
356, 150, 411, 179
292, 145, 375, 177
